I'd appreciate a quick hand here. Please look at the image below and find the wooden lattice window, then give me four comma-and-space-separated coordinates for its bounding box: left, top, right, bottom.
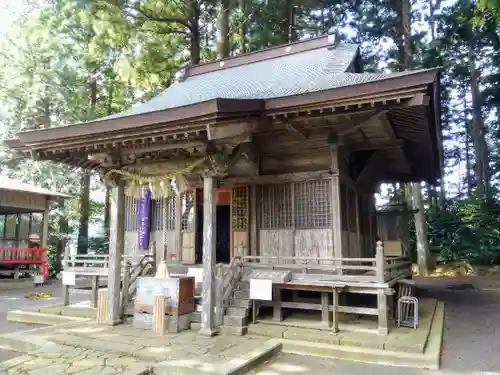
259, 184, 292, 229
162, 197, 176, 231
294, 180, 332, 229
19, 214, 31, 240
4, 215, 16, 239
232, 186, 248, 229
30, 213, 42, 236
151, 199, 164, 231
125, 196, 138, 232
181, 191, 195, 232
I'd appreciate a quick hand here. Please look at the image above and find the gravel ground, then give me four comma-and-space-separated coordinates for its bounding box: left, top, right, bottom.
251, 276, 500, 375
0, 279, 88, 363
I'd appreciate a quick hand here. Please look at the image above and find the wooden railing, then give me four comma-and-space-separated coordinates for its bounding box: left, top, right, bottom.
240, 240, 412, 284
215, 256, 242, 326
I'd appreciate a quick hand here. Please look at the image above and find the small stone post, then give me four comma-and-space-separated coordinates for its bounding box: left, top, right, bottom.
121, 260, 131, 317
215, 263, 224, 327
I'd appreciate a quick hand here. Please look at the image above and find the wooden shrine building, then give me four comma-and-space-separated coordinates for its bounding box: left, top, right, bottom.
0, 177, 69, 278
5, 34, 441, 335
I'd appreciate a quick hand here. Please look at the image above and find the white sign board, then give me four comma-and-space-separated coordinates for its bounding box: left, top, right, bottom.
187, 268, 204, 284
250, 279, 273, 301
62, 271, 76, 286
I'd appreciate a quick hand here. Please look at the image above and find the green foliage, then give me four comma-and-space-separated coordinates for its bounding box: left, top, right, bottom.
423, 198, 500, 264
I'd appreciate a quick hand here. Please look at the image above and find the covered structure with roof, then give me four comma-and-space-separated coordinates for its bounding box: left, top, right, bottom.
5, 34, 440, 335
0, 177, 69, 278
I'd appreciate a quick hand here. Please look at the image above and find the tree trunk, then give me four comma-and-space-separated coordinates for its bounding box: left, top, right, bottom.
188, 0, 201, 64
216, 0, 230, 58
411, 182, 429, 276
77, 172, 90, 254
468, 43, 491, 198
398, 0, 429, 274
464, 94, 472, 197
239, 0, 247, 53
77, 76, 97, 254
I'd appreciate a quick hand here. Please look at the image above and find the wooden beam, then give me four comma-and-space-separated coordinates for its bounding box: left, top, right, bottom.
221, 170, 333, 185
355, 151, 387, 190
408, 93, 430, 106
121, 141, 207, 155
350, 139, 404, 152
284, 121, 308, 139
337, 111, 387, 137
206, 121, 256, 140
379, 113, 397, 140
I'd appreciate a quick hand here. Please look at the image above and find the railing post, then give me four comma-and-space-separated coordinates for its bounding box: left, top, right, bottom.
215, 263, 224, 327
121, 260, 131, 318
376, 240, 385, 283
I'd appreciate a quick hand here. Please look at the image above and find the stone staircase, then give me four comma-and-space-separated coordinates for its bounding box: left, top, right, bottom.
221, 280, 252, 335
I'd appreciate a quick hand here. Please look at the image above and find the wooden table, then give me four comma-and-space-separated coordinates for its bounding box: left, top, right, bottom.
252, 280, 347, 332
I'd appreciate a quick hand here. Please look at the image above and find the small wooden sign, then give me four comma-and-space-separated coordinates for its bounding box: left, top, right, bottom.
62, 271, 76, 286
250, 279, 272, 301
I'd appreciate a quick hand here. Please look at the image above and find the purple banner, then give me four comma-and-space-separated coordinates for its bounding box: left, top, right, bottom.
137, 188, 151, 250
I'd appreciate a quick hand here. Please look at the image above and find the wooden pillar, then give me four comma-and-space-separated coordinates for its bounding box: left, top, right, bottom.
153, 296, 167, 335
250, 184, 258, 257
332, 289, 339, 333
91, 276, 99, 308
62, 243, 70, 306
330, 145, 343, 271
345, 188, 351, 256
273, 287, 282, 322
321, 292, 330, 328
106, 177, 125, 325
15, 213, 21, 248
96, 290, 108, 324
41, 199, 50, 248
175, 193, 182, 264
199, 175, 217, 336
355, 192, 361, 256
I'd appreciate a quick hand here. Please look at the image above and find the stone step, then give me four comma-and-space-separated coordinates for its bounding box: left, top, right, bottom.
233, 290, 249, 299
226, 306, 249, 317
190, 322, 201, 331
220, 325, 248, 336
223, 315, 247, 327
230, 298, 251, 308
238, 281, 250, 291
191, 311, 201, 323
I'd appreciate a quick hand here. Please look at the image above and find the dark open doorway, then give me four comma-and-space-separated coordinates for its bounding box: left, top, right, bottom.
216, 205, 230, 263
195, 190, 231, 264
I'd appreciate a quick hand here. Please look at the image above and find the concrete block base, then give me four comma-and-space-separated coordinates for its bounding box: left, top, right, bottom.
133, 312, 190, 333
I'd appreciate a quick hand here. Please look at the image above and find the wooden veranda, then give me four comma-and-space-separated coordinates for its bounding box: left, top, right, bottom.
4, 34, 441, 335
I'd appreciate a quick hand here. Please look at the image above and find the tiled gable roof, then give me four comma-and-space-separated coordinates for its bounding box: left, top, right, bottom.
101, 43, 361, 121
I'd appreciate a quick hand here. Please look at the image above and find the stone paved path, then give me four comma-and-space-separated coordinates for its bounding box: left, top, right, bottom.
1, 345, 152, 375
0, 321, 270, 374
